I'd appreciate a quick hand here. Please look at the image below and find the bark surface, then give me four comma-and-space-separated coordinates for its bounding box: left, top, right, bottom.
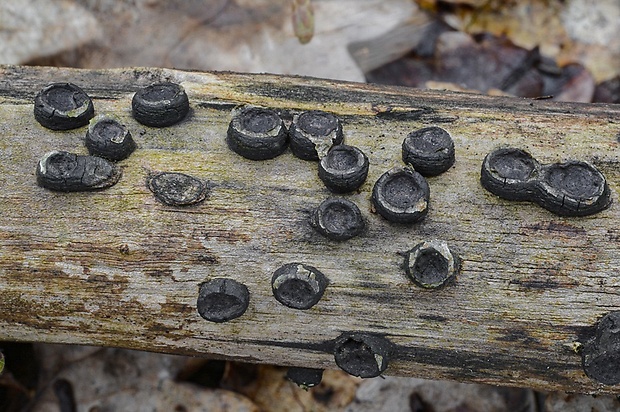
1, 65, 619, 393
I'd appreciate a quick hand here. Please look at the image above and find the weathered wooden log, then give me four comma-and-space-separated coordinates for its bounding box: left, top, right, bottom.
1, 64, 619, 393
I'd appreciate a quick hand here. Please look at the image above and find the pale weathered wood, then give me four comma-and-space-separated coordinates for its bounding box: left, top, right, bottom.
0, 65, 619, 393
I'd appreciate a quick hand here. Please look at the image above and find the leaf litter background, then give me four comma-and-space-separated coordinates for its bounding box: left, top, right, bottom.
0, 1, 619, 411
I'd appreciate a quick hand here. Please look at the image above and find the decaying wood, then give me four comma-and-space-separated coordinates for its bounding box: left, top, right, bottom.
0, 65, 619, 394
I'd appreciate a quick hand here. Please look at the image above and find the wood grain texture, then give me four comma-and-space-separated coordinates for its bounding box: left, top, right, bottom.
0, 65, 619, 393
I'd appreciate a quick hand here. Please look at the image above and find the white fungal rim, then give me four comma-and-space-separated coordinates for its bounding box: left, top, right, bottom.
272, 264, 321, 294
231, 105, 283, 138
378, 167, 428, 215
38, 150, 62, 175
292, 113, 340, 159
88, 114, 130, 144
408, 240, 456, 286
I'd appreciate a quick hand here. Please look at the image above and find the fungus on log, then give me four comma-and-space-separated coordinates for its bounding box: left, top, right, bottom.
0, 65, 619, 394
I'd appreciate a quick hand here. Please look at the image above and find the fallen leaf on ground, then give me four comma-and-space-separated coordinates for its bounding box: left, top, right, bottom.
221, 363, 361, 412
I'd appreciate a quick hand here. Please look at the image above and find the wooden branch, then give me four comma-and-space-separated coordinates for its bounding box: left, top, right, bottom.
1, 64, 619, 394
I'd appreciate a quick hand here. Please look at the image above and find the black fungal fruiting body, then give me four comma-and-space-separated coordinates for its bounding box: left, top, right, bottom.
310, 197, 365, 241
289, 111, 343, 160
147, 172, 208, 206
537, 161, 611, 217
371, 167, 430, 223
36, 151, 121, 192
333, 332, 391, 378
131, 82, 189, 127
402, 126, 455, 176
85, 115, 136, 161
271, 263, 328, 310
582, 311, 620, 385
34, 83, 95, 130
480, 147, 538, 201
226, 106, 288, 160
318, 145, 369, 193
196, 278, 250, 323
404, 240, 460, 289
286, 367, 324, 389
480, 147, 611, 217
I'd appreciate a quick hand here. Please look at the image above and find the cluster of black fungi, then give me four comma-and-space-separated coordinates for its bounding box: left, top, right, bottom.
34, 81, 199, 202
31, 80, 614, 387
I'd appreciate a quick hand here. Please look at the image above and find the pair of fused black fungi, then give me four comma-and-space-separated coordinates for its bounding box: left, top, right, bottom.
34, 82, 197, 202
481, 147, 611, 217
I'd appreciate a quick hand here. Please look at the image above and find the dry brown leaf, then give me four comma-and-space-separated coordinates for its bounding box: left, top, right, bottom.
222, 364, 361, 412
292, 0, 315, 44
415, 0, 620, 82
